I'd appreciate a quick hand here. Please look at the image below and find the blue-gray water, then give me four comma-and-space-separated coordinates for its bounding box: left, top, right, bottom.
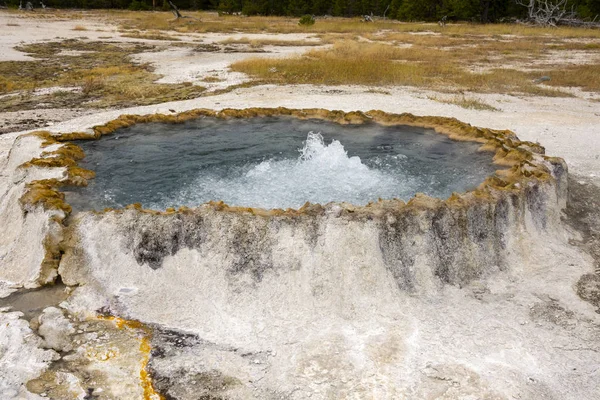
65, 117, 500, 211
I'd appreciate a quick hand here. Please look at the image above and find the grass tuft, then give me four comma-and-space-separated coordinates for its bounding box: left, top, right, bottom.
201, 76, 224, 83
220, 37, 322, 48
120, 31, 181, 41
429, 95, 500, 111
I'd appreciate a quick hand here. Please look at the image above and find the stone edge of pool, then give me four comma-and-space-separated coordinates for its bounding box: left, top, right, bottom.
21, 107, 563, 214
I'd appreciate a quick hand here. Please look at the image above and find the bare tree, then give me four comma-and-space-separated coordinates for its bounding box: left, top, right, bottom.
383, 4, 390, 20
515, 0, 576, 26
166, 1, 199, 21
167, 0, 184, 19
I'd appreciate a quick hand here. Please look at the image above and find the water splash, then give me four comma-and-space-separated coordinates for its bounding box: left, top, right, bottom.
167, 132, 405, 210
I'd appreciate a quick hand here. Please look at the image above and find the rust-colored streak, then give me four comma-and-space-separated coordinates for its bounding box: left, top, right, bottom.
100, 316, 164, 400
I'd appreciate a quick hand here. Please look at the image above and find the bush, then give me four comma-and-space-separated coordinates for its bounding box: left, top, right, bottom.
217, 0, 240, 14
241, 3, 262, 15
298, 14, 315, 26
128, 0, 151, 11
0, 76, 16, 94
81, 76, 105, 96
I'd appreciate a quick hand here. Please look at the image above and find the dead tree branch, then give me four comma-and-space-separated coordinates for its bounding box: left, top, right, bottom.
167, 0, 199, 21
515, 0, 578, 26
168, 0, 184, 19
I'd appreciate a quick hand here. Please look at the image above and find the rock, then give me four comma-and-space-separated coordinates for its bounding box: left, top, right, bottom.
576, 273, 600, 309
534, 76, 551, 83
37, 307, 75, 352
0, 311, 59, 399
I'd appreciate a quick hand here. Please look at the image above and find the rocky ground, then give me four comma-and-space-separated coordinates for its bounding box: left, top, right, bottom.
0, 10, 599, 400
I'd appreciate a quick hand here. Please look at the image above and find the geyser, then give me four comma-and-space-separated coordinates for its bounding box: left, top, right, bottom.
65, 116, 500, 211
11, 108, 569, 398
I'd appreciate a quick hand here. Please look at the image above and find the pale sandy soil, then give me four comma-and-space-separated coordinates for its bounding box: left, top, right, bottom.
132, 42, 324, 91
0, 11, 599, 400
469, 49, 600, 74
0, 107, 97, 135
0, 12, 121, 61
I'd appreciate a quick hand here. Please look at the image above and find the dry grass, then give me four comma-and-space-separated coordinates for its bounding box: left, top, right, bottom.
200, 76, 224, 83
81, 75, 105, 96
231, 36, 600, 95
365, 88, 392, 95
51, 90, 75, 98
9, 9, 600, 38
231, 41, 507, 91
104, 10, 600, 38
536, 64, 600, 92
220, 37, 322, 48
4, 10, 599, 102
72, 25, 88, 31
0, 39, 205, 111
113, 11, 400, 34
109, 10, 600, 96
0, 76, 17, 93
428, 95, 500, 111
120, 30, 181, 41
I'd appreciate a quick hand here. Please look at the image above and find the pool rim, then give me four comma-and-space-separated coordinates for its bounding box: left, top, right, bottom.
18, 107, 563, 219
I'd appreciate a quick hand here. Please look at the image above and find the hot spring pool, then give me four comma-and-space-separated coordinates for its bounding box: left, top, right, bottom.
65, 116, 500, 211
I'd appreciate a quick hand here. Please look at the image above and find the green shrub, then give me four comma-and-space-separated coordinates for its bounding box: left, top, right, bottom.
298, 14, 315, 26
128, 0, 151, 11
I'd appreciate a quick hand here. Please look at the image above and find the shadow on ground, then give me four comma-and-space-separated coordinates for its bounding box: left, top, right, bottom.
565, 174, 600, 311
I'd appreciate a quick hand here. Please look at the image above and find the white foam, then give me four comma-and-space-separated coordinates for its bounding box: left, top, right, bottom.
165, 132, 408, 209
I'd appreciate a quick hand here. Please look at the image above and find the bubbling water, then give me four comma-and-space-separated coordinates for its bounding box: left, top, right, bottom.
164, 132, 407, 209
66, 117, 500, 211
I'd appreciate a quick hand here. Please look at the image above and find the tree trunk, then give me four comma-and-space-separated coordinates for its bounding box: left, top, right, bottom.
480, 0, 490, 22
168, 0, 183, 18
